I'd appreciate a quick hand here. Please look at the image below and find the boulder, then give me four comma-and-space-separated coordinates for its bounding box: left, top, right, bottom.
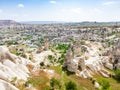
94, 82, 100, 88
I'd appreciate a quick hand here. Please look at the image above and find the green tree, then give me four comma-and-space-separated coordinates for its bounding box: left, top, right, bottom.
56, 44, 69, 65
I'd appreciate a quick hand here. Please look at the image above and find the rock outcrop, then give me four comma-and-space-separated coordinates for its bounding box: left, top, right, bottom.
44, 40, 49, 51
0, 46, 33, 90
0, 79, 19, 90
63, 45, 75, 72
36, 44, 43, 53
0, 46, 17, 63
63, 41, 111, 78
111, 39, 120, 69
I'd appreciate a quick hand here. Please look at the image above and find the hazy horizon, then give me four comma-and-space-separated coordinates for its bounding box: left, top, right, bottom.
0, 0, 120, 22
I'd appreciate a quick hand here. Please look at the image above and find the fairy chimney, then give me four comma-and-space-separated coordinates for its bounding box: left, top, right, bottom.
78, 57, 86, 71
63, 45, 74, 67
36, 44, 43, 53
44, 40, 49, 51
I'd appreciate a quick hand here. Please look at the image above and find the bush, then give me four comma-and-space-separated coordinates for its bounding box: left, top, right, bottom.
99, 78, 110, 90
65, 81, 77, 90
48, 55, 56, 65
50, 78, 61, 90
56, 44, 69, 51
40, 62, 44, 66
114, 69, 120, 82
90, 78, 96, 84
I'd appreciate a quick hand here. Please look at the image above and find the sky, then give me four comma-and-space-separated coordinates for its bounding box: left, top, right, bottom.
0, 0, 120, 22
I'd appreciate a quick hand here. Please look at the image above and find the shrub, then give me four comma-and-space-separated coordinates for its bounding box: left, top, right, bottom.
48, 55, 56, 65
50, 78, 61, 90
65, 81, 77, 90
21, 53, 27, 58
90, 78, 96, 84
40, 62, 44, 66
114, 69, 120, 82
56, 44, 69, 51
99, 78, 110, 90
11, 77, 17, 83
58, 53, 65, 64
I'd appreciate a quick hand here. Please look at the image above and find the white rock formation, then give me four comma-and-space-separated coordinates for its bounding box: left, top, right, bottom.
0, 79, 19, 90
33, 50, 59, 67
0, 46, 17, 63
78, 69, 92, 78
85, 57, 103, 73
64, 42, 111, 78
67, 58, 78, 72
33, 51, 54, 62
0, 46, 32, 90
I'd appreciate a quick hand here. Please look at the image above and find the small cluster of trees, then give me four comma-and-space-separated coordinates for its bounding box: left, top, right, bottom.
48, 55, 56, 65
56, 44, 70, 64
50, 78, 78, 90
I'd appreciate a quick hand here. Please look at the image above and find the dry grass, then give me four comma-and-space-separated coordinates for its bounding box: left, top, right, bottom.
17, 65, 99, 90
27, 70, 50, 90
47, 65, 97, 90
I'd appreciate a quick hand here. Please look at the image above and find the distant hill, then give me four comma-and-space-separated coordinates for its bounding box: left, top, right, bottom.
0, 20, 21, 26
21, 21, 120, 26
1, 20, 120, 27
21, 21, 65, 24
66, 21, 120, 26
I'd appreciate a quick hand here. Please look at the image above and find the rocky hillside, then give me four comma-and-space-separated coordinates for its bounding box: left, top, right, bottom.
0, 39, 120, 90
0, 46, 31, 90
0, 45, 61, 90
63, 41, 111, 78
